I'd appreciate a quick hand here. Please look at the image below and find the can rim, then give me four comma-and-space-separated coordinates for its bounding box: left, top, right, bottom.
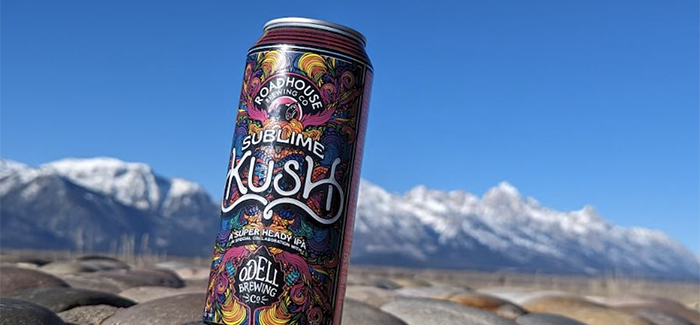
263, 17, 366, 47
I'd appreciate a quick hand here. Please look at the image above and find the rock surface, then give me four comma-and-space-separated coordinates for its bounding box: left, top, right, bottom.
0, 298, 66, 325
634, 308, 696, 325
118, 286, 204, 303
1, 252, 698, 325
522, 296, 655, 325
345, 285, 397, 307
83, 268, 185, 291
516, 313, 589, 325
0, 266, 70, 295
341, 298, 407, 325
381, 297, 518, 325
102, 293, 205, 325
57, 304, 120, 325
6, 287, 135, 312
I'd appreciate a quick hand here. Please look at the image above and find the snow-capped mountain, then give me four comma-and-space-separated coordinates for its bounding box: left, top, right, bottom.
0, 158, 218, 255
1, 157, 698, 279
43, 158, 204, 213
353, 180, 700, 278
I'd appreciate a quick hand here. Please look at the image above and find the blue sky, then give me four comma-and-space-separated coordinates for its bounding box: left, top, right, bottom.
2, 1, 698, 254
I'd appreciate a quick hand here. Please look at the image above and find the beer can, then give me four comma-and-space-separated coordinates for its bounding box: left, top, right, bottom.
203, 17, 373, 325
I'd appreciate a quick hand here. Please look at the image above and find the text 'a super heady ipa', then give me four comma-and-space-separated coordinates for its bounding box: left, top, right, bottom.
203, 18, 373, 325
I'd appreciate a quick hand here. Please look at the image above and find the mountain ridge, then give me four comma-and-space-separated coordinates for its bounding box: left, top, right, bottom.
1, 157, 698, 279
0, 157, 218, 255
355, 179, 698, 278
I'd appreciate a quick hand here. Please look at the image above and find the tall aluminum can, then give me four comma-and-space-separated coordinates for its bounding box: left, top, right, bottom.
203, 17, 373, 325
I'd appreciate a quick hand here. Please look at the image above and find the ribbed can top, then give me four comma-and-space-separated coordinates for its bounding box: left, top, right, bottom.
253, 17, 371, 66
263, 17, 367, 47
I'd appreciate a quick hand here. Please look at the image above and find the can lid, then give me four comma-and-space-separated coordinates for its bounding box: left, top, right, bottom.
263, 17, 367, 47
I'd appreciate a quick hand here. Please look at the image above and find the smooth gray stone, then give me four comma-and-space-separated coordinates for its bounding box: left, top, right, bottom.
6, 287, 136, 312
155, 260, 193, 270
345, 285, 397, 307
0, 255, 51, 266
119, 285, 205, 303
516, 313, 589, 325
84, 268, 185, 291
0, 298, 66, 325
395, 286, 470, 298
612, 298, 700, 325
76, 255, 130, 271
396, 287, 526, 319
341, 298, 407, 325
478, 287, 574, 305
635, 309, 694, 325
373, 277, 404, 289
381, 296, 518, 325
0, 266, 70, 295
57, 304, 119, 325
40, 261, 100, 275
102, 293, 206, 325
156, 261, 210, 281
62, 275, 123, 294
429, 281, 474, 291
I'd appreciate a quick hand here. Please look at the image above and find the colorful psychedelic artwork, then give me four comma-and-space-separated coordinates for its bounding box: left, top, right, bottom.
203, 49, 369, 325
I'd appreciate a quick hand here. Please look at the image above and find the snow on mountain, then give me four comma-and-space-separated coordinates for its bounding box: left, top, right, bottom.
353, 180, 700, 278
1, 157, 698, 278
43, 157, 203, 212
1, 157, 218, 255
1, 159, 44, 197
1, 159, 30, 172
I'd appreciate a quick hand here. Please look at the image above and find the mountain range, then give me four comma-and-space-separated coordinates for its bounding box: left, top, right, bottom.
1, 157, 698, 279
0, 158, 216, 256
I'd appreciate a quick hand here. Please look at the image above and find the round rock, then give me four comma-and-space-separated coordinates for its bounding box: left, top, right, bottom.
516, 313, 589, 325
523, 295, 654, 325
381, 296, 518, 325
174, 267, 211, 282
6, 287, 136, 312
0, 298, 66, 325
395, 286, 471, 299
481, 288, 576, 305
76, 255, 131, 271
386, 277, 433, 288
345, 285, 397, 307
610, 297, 700, 325
397, 286, 525, 319
154, 261, 210, 286
0, 255, 51, 266
615, 305, 700, 325
62, 275, 123, 294
522, 295, 606, 311
372, 277, 406, 290
434, 291, 526, 319
102, 292, 206, 325
632, 308, 695, 325
0, 266, 70, 295
119, 285, 205, 303
342, 298, 407, 325
57, 304, 120, 325
40, 261, 99, 275
85, 268, 185, 291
